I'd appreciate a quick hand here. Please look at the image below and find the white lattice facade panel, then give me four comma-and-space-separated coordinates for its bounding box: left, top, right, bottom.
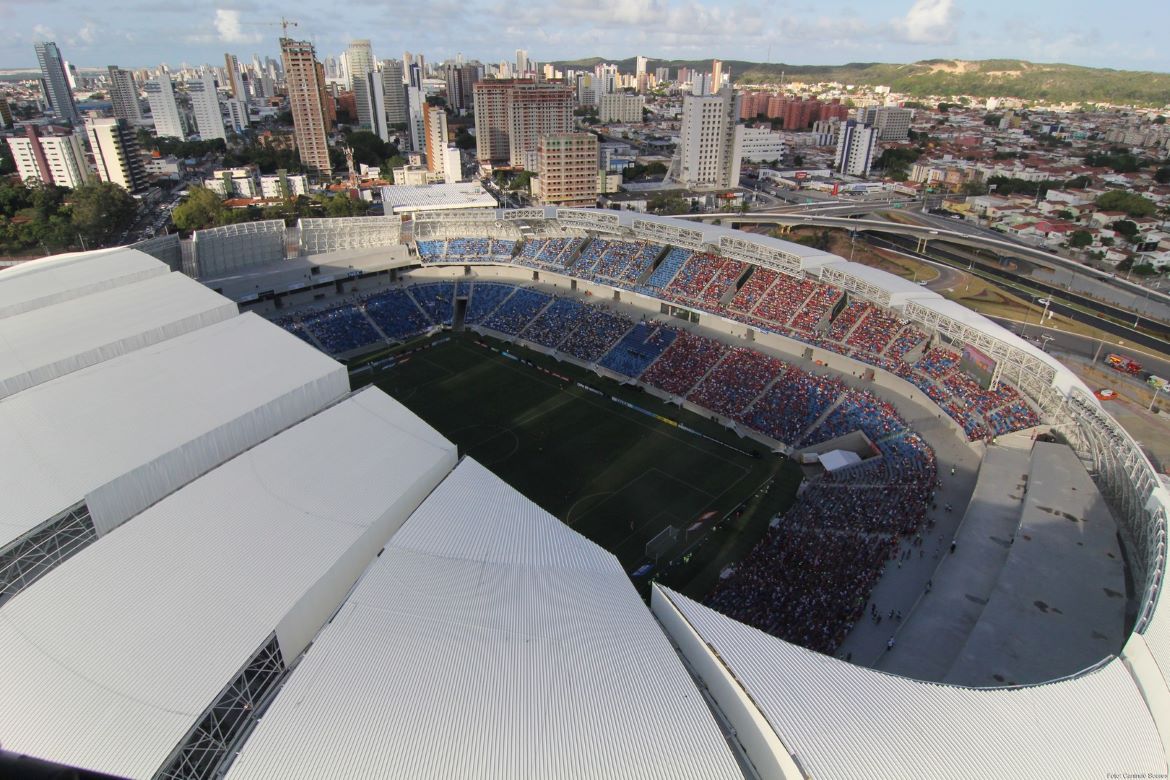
298, 217, 401, 254
191, 221, 286, 279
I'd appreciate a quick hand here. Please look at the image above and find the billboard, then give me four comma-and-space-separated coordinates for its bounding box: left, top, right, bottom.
960, 344, 997, 390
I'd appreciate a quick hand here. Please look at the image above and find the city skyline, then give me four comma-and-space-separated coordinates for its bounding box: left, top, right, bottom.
1, 0, 1168, 74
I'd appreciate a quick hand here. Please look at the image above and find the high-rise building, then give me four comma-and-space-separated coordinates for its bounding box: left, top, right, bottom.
533, 133, 598, 206
224, 53, 247, 102
188, 71, 226, 141
857, 106, 913, 141
515, 49, 529, 77
346, 40, 375, 92
598, 93, 644, 124
506, 83, 574, 170
107, 66, 143, 124
6, 125, 91, 189
674, 88, 743, 189
382, 60, 407, 127
354, 68, 389, 142
445, 63, 479, 113
711, 60, 724, 92
281, 37, 333, 177
472, 80, 573, 169
835, 120, 878, 176
34, 41, 80, 123
635, 56, 648, 78
472, 80, 515, 165
226, 99, 249, 132
422, 103, 460, 184
144, 73, 185, 140
406, 62, 425, 153
0, 100, 13, 129
86, 116, 148, 192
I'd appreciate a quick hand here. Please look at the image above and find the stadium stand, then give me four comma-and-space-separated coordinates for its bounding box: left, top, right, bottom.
639, 247, 691, 295
363, 289, 433, 341
688, 347, 786, 418
484, 288, 552, 335
465, 283, 516, 324
598, 321, 678, 377
408, 283, 456, 326
641, 332, 728, 397
520, 297, 586, 349
558, 308, 634, 362
738, 368, 847, 445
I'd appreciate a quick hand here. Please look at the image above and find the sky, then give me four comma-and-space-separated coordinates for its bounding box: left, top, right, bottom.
1, 0, 1167, 74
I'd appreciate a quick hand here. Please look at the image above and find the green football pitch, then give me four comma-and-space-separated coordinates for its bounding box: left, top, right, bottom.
355, 332, 802, 600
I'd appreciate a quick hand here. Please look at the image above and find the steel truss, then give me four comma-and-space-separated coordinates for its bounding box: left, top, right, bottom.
0, 502, 96, 601
156, 634, 286, 780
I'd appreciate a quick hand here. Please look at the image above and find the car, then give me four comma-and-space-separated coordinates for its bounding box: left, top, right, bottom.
916, 280, 928, 286
1037, 298, 1051, 305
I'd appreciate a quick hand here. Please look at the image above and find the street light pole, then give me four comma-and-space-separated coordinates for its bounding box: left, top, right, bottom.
1150, 384, 1163, 413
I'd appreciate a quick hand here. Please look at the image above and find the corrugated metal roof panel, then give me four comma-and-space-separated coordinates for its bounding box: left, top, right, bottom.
0, 388, 458, 780
0, 248, 168, 320
227, 459, 743, 780
661, 587, 1166, 780
0, 272, 238, 399
0, 312, 348, 550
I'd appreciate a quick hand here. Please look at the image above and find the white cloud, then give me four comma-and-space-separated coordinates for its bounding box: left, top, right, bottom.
214, 9, 260, 44
32, 23, 55, 40
892, 0, 959, 44
77, 21, 97, 44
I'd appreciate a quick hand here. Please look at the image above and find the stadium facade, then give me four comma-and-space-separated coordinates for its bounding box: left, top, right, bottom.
0, 210, 1167, 779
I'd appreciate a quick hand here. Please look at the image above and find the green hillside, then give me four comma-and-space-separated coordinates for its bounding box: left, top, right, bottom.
551, 57, 1170, 105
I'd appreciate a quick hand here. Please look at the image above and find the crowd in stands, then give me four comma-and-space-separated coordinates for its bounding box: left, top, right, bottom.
641, 332, 728, 397
286, 235, 1049, 441
409, 283, 455, 326
738, 369, 846, 444
639, 247, 691, 294
885, 325, 928, 362
730, 268, 778, 313
598, 322, 678, 377
558, 308, 633, 362
417, 239, 516, 263
521, 298, 585, 349
662, 252, 727, 303
801, 389, 907, 446
689, 348, 785, 418
295, 305, 382, 355
484, 288, 552, 335
791, 284, 842, 333
517, 237, 578, 269
363, 289, 432, 341
845, 307, 904, 356
708, 416, 936, 654
465, 283, 516, 324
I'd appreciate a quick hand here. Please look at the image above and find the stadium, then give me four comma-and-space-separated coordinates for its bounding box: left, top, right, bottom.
0, 207, 1167, 779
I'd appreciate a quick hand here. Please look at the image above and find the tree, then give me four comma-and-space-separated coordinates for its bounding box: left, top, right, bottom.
172, 186, 227, 232
0, 141, 14, 176
647, 194, 688, 215
1112, 219, 1139, 239
70, 182, 138, 246
343, 130, 393, 168
454, 129, 476, 150
1069, 229, 1093, 248
1096, 190, 1157, 218
1155, 166, 1170, 184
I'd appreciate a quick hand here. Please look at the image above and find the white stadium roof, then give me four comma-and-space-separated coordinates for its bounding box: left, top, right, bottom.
0, 312, 348, 565
227, 458, 743, 780
0, 247, 168, 320
0, 271, 238, 399
655, 587, 1167, 780
0, 388, 458, 780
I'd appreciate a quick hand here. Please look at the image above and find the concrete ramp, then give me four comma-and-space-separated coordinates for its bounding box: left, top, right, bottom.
944, 441, 1127, 686
878, 445, 1031, 680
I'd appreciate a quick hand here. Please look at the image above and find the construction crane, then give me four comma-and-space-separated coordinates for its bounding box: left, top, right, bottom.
242, 17, 299, 40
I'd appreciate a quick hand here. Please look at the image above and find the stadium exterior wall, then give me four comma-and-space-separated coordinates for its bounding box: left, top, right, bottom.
651, 585, 804, 780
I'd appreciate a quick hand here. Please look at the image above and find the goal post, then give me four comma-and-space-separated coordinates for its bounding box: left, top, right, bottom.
645, 524, 680, 563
